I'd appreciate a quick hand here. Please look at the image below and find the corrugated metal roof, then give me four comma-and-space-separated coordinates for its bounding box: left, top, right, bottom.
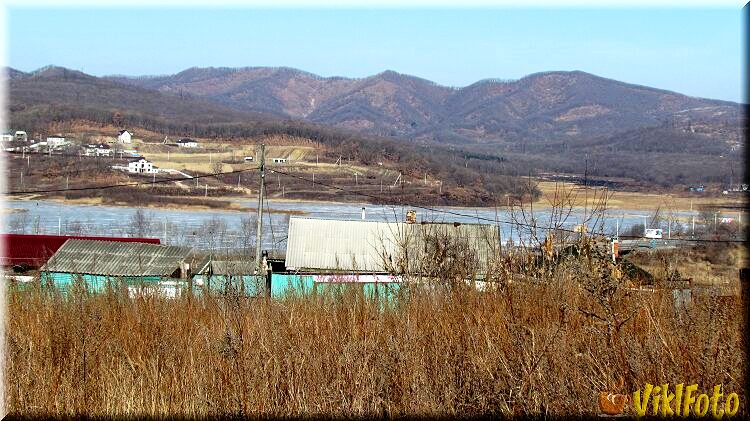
285, 217, 500, 273
1, 234, 160, 268
196, 259, 256, 275
42, 239, 192, 277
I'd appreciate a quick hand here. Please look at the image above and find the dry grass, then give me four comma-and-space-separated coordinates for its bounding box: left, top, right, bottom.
5, 249, 746, 418
535, 181, 745, 211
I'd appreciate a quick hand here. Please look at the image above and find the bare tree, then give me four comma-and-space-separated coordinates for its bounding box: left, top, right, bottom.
8, 212, 29, 234
238, 216, 257, 254
128, 208, 153, 238
199, 216, 228, 252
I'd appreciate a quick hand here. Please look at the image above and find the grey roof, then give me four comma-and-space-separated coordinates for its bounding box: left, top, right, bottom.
196, 259, 256, 275
43, 240, 192, 277
285, 217, 501, 273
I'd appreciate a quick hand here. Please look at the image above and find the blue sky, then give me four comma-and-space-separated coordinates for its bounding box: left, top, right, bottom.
6, 7, 743, 102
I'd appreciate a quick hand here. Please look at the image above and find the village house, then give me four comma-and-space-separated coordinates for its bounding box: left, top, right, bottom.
176, 138, 198, 148
128, 158, 158, 173
117, 130, 133, 143
272, 157, 287, 164
0, 234, 160, 272
285, 216, 499, 274
1, 133, 13, 142
84, 143, 112, 157
46, 135, 67, 148
41, 239, 194, 297
14, 131, 28, 142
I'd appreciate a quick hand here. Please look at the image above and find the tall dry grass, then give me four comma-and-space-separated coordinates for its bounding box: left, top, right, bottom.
5, 251, 746, 418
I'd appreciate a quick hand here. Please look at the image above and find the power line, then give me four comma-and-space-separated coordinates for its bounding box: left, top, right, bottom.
6, 157, 745, 245
271, 168, 747, 244
6, 166, 260, 196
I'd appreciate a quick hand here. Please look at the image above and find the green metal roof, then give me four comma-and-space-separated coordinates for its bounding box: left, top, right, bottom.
42, 239, 192, 277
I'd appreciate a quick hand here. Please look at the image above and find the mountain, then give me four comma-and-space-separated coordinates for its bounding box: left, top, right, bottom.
9, 65, 273, 127
109, 66, 741, 144
6, 65, 744, 188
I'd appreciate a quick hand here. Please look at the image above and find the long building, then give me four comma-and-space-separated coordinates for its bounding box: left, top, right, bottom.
284, 217, 501, 276
41, 239, 194, 295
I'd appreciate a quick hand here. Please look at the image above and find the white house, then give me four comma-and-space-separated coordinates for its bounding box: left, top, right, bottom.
0, 133, 13, 142
14, 131, 28, 142
176, 138, 198, 148
272, 158, 287, 164
128, 158, 157, 174
117, 130, 133, 144
46, 135, 66, 147
85, 143, 112, 157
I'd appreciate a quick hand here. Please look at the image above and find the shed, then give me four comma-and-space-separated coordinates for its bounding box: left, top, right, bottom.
41, 239, 193, 293
192, 259, 261, 295
1, 234, 160, 270
285, 217, 501, 275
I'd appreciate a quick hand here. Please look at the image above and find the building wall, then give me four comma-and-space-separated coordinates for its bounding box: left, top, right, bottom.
191, 273, 401, 301
40, 272, 167, 293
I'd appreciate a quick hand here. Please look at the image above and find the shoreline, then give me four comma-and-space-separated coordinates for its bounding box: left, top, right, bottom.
6, 197, 307, 216
6, 187, 745, 215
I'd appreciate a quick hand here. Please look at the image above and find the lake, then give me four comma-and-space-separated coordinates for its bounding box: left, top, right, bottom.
3, 199, 707, 251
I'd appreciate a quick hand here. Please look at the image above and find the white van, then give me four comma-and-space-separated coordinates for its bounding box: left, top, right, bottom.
644, 228, 663, 239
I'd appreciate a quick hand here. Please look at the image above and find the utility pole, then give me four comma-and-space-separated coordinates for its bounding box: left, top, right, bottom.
254, 144, 266, 280
692, 215, 695, 237
616, 219, 619, 239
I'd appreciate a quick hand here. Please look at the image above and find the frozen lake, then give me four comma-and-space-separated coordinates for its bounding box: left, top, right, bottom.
3, 199, 707, 251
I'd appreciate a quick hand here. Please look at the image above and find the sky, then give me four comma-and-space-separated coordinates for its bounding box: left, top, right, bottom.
4, 7, 744, 102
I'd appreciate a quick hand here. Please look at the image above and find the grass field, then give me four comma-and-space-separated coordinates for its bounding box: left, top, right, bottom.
6, 245, 745, 418
536, 181, 746, 212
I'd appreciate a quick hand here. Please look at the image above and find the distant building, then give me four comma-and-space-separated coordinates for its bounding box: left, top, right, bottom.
688, 185, 705, 193
272, 158, 287, 164
176, 138, 198, 148
128, 158, 157, 173
14, 131, 27, 142
84, 143, 112, 157
0, 133, 13, 142
244, 156, 254, 162
46, 135, 66, 148
117, 130, 133, 143
644, 229, 663, 239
